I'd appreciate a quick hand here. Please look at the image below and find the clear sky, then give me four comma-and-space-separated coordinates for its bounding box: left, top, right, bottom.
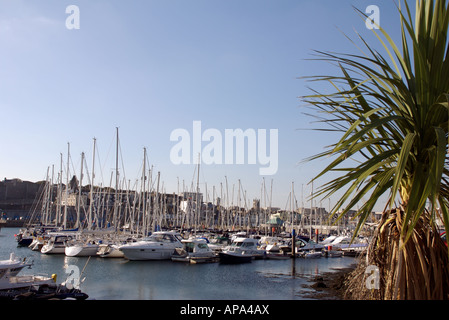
0, 0, 401, 211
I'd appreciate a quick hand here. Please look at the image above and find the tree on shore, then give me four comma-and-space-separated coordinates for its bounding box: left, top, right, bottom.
302, 0, 449, 299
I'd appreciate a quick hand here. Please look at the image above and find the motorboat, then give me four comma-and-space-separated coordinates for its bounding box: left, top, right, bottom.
0, 253, 54, 291
265, 243, 291, 260
259, 236, 286, 249
41, 233, 74, 254
0, 253, 32, 279
260, 236, 290, 259
15, 228, 34, 247
218, 250, 253, 264
324, 235, 368, 256
0, 253, 88, 300
294, 238, 324, 255
218, 237, 265, 264
207, 235, 231, 253
16, 225, 63, 247
172, 238, 217, 263
319, 235, 338, 245
230, 231, 247, 242
321, 239, 344, 258
304, 250, 322, 259
119, 231, 183, 261
325, 249, 343, 258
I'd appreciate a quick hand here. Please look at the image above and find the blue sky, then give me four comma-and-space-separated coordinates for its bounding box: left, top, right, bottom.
0, 0, 401, 211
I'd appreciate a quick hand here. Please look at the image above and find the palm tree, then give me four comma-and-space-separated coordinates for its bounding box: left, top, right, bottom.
302, 0, 449, 299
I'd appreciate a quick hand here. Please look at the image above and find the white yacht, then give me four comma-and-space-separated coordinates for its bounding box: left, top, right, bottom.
119, 231, 183, 261
171, 238, 217, 263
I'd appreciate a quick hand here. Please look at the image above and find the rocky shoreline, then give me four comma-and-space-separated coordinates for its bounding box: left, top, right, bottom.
303, 265, 357, 300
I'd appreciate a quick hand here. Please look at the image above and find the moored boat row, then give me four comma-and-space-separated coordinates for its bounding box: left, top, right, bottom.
15, 225, 368, 264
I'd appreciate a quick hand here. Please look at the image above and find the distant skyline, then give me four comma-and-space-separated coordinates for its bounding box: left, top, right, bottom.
0, 0, 400, 211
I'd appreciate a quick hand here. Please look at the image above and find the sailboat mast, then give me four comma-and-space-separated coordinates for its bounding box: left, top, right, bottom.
89, 138, 96, 230
155, 171, 160, 232
113, 127, 119, 229
142, 148, 147, 236
49, 165, 55, 225
195, 153, 200, 234
291, 181, 294, 233
56, 153, 63, 227
42, 167, 50, 225
63, 143, 70, 229
76, 152, 84, 229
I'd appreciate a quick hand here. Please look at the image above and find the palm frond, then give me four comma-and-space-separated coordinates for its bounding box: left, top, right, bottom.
302, 0, 449, 247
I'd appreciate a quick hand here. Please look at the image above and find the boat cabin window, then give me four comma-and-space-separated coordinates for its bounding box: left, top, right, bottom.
149, 233, 179, 243
232, 241, 255, 247
296, 240, 306, 247
185, 242, 195, 253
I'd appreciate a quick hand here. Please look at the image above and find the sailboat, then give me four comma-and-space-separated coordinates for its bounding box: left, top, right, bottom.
97, 242, 125, 258
65, 236, 100, 257
41, 233, 75, 254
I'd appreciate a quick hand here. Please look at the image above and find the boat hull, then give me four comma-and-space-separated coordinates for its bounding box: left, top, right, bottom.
17, 237, 33, 247
119, 231, 183, 260
304, 251, 322, 259
41, 245, 66, 254
172, 249, 218, 263
266, 253, 291, 260
0, 275, 55, 291
120, 248, 176, 260
218, 252, 252, 264
190, 256, 219, 264
65, 244, 99, 257
97, 244, 125, 258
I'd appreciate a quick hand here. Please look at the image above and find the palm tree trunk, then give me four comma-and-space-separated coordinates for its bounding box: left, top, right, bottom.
346, 208, 449, 300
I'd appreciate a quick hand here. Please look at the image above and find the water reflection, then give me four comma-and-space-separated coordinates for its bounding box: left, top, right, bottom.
1, 228, 357, 300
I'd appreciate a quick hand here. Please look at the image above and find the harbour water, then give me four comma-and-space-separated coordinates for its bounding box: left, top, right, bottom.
0, 227, 357, 300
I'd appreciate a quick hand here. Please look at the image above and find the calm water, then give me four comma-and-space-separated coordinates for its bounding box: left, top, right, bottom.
0, 227, 357, 300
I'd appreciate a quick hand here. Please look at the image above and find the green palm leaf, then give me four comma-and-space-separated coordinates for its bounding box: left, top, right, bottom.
302, 0, 449, 299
